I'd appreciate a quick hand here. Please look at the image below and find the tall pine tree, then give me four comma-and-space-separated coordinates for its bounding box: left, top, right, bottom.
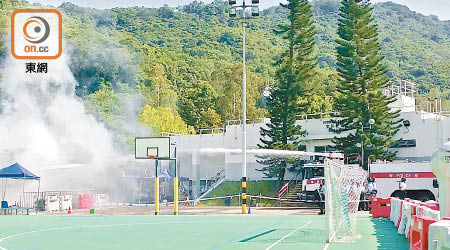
258, 0, 317, 183
332, 0, 401, 169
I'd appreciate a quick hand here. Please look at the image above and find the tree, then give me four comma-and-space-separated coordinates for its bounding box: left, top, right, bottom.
138, 105, 193, 135
138, 63, 178, 111
178, 80, 219, 128
331, 0, 402, 169
198, 108, 222, 129
258, 0, 317, 183
297, 68, 339, 115
84, 81, 122, 125
210, 62, 268, 123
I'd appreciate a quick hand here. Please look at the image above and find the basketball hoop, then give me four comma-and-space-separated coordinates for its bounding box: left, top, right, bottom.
135, 137, 169, 159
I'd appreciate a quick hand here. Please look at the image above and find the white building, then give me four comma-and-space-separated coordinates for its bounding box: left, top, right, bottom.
168, 81, 450, 197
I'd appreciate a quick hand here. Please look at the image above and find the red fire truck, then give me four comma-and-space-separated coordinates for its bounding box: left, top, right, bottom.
300, 161, 438, 201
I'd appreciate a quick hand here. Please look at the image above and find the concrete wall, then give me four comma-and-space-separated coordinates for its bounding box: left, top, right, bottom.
171, 109, 450, 182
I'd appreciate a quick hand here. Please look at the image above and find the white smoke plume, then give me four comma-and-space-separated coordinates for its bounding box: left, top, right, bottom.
0, 44, 140, 202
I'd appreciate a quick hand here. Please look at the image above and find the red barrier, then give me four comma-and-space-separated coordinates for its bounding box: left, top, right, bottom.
408, 203, 419, 242
78, 194, 94, 209
420, 202, 439, 211
370, 197, 391, 218
410, 215, 438, 250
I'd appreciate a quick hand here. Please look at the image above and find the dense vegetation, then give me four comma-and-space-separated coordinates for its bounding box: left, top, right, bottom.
1, 0, 449, 148
331, 0, 401, 169
258, 0, 317, 181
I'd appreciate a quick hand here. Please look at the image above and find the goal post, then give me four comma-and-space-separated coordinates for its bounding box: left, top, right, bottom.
325, 158, 367, 243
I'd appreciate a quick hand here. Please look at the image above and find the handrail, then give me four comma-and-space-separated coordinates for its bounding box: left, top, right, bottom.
278, 171, 302, 198
226, 118, 267, 126
295, 112, 340, 120
160, 127, 226, 137
198, 169, 226, 199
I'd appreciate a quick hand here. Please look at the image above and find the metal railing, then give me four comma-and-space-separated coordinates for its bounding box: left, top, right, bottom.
278, 171, 302, 199
22, 190, 96, 211
198, 169, 225, 199
295, 112, 340, 120
226, 118, 267, 126
160, 128, 226, 137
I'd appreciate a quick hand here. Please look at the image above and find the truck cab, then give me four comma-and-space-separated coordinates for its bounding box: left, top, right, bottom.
298, 161, 439, 202
299, 163, 324, 201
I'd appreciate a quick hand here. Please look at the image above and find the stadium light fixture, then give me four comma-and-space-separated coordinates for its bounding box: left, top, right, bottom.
251, 7, 259, 17
229, 8, 237, 17
228, 0, 260, 215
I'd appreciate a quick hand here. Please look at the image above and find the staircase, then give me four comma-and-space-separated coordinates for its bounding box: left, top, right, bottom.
279, 183, 320, 208
198, 169, 225, 200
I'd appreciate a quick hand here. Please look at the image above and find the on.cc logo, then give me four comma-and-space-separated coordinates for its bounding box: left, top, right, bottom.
23, 16, 50, 44
11, 9, 62, 60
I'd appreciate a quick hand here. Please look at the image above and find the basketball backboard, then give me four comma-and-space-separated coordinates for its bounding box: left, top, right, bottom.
135, 137, 170, 159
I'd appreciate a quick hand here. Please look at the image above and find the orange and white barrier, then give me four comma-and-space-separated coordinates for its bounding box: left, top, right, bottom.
410, 215, 438, 250
428, 218, 450, 250
385, 195, 449, 250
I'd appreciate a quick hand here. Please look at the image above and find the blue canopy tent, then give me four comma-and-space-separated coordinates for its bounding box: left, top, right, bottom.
0, 163, 40, 209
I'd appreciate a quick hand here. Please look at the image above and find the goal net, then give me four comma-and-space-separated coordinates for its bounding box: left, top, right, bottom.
324, 159, 367, 243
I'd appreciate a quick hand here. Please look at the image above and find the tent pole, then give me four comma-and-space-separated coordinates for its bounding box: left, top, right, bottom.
36, 179, 41, 214
22, 179, 25, 209
2, 178, 7, 201
1, 179, 4, 200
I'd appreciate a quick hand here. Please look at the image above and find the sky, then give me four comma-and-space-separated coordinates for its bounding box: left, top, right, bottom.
28, 0, 450, 20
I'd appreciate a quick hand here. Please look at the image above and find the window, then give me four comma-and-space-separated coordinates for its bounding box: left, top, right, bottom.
314, 146, 326, 152
314, 145, 336, 152
391, 139, 416, 148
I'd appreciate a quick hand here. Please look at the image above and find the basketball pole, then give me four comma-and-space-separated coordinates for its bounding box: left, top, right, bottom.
155, 159, 160, 215
173, 146, 178, 215
324, 158, 330, 243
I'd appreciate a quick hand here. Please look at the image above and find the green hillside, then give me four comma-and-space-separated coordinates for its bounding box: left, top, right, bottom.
1, 0, 449, 138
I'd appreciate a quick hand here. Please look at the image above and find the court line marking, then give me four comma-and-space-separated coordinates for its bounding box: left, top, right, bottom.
264, 221, 312, 250
210, 219, 288, 250
0, 219, 277, 250
324, 242, 330, 250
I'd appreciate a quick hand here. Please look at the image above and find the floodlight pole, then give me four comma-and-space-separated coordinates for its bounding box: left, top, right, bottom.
241, 8, 248, 215
229, 0, 259, 215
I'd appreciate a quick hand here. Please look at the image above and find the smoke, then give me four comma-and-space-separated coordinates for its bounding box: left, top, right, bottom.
0, 44, 140, 201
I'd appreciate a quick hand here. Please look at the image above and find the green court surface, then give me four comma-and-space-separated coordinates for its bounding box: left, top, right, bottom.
0, 215, 409, 250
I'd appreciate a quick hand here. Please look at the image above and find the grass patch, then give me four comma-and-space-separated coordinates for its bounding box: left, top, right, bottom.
198, 181, 279, 207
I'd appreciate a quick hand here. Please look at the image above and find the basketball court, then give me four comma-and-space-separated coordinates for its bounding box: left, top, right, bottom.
0, 213, 408, 250
0, 138, 411, 250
